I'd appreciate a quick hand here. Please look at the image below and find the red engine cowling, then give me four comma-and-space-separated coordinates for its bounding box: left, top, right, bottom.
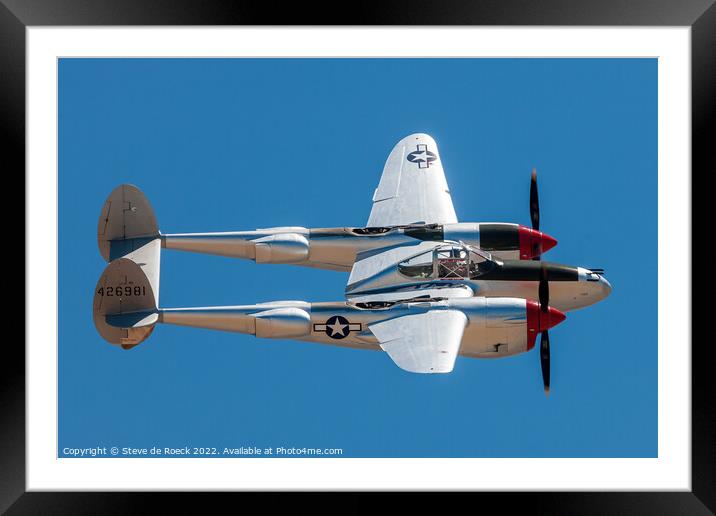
525, 300, 566, 350
518, 225, 558, 260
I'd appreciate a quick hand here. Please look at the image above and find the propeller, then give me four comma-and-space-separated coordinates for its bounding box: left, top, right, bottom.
530, 170, 563, 394
519, 168, 558, 260
530, 168, 540, 232
540, 331, 550, 395
539, 263, 551, 395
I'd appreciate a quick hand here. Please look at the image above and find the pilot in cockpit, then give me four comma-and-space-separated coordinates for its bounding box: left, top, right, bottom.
468, 248, 496, 277
436, 246, 468, 278
398, 245, 496, 280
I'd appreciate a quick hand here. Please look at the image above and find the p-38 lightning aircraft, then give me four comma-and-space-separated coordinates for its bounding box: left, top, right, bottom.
93, 134, 611, 393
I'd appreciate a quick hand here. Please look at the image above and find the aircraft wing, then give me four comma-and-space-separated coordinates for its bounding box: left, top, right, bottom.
367, 133, 458, 227
369, 310, 467, 373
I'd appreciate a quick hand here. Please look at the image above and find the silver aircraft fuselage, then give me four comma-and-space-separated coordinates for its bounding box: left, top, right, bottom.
344, 257, 612, 313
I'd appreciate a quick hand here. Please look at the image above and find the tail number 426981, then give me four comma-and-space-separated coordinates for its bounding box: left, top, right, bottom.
97, 286, 146, 297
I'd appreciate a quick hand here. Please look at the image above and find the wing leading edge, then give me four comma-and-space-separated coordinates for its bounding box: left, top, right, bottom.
367, 133, 458, 227
369, 310, 467, 373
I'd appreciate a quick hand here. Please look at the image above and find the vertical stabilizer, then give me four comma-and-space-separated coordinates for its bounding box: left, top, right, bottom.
97, 184, 161, 310
93, 258, 159, 349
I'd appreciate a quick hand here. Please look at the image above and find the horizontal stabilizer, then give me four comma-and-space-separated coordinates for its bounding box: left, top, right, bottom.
106, 311, 159, 328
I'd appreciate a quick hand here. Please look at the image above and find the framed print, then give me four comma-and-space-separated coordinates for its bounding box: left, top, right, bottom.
5, 0, 710, 512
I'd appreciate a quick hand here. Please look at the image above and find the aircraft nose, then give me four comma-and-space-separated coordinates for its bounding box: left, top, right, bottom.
575, 268, 612, 307
598, 275, 612, 299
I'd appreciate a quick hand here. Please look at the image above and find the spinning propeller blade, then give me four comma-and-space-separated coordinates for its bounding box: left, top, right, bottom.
540, 331, 550, 395
530, 168, 540, 232
518, 168, 558, 260
539, 263, 551, 395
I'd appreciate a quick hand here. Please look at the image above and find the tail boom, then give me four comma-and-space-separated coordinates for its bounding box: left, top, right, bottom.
159, 302, 312, 339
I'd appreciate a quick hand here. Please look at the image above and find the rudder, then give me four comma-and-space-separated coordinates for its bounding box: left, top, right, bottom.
97, 184, 161, 313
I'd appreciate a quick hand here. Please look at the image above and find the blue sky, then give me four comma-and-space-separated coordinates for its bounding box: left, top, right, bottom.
59, 58, 657, 458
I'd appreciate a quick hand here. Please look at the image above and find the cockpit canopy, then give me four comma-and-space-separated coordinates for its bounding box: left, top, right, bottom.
397, 244, 497, 280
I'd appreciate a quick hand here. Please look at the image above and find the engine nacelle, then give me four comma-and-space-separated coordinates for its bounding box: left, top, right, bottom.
442, 223, 557, 260
254, 307, 311, 338
458, 297, 565, 357
253, 233, 310, 264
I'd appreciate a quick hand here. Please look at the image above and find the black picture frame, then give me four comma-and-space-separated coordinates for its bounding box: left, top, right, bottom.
5, 0, 709, 512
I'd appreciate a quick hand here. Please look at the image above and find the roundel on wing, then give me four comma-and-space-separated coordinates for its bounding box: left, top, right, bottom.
406, 144, 437, 169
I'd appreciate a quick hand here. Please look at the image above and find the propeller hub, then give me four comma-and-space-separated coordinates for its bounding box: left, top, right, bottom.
517, 225, 558, 259
526, 300, 566, 350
